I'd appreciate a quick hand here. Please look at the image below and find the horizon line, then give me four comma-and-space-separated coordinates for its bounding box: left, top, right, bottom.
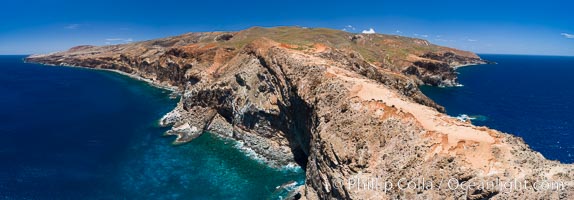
2, 53, 573, 57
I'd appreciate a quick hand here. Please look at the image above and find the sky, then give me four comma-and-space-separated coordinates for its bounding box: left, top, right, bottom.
1, 0, 573, 56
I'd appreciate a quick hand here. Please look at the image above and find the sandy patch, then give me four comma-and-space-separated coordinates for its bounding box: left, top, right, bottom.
312, 43, 328, 53
327, 65, 509, 174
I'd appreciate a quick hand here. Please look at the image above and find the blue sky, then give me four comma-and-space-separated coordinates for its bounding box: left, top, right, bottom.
1, 0, 573, 56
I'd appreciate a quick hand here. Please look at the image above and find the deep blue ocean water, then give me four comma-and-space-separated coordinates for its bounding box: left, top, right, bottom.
0, 56, 304, 199
421, 54, 574, 164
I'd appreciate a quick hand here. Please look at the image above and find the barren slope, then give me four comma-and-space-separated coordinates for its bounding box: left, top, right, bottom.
27, 27, 573, 199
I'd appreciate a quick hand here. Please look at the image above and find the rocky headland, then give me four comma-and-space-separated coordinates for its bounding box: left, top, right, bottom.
27, 27, 573, 199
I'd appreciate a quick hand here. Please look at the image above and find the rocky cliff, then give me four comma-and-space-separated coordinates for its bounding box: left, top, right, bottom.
27, 27, 573, 199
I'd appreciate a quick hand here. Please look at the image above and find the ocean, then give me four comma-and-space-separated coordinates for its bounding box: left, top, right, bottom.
421, 54, 574, 163
2, 54, 572, 198
0, 55, 304, 199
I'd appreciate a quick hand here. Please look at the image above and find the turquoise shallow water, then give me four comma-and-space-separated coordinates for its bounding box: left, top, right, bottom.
111, 131, 304, 199
0, 56, 304, 199
421, 54, 574, 163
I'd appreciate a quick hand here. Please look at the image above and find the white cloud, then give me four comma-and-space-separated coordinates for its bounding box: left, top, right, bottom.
561, 33, 574, 39
467, 39, 478, 42
413, 33, 429, 38
104, 38, 133, 44
343, 25, 356, 32
362, 28, 376, 34
395, 30, 402, 33
65, 24, 80, 29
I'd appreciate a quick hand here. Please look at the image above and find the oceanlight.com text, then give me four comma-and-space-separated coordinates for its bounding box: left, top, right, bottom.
332, 175, 566, 194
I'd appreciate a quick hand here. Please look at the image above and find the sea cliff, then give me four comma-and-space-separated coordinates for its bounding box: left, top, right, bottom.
27, 27, 573, 199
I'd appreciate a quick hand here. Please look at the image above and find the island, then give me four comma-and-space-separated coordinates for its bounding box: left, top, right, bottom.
27, 26, 573, 199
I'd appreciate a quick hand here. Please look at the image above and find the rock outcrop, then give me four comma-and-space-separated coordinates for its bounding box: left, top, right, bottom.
27, 27, 573, 199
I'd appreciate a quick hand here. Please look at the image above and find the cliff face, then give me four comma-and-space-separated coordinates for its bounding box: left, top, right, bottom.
27, 27, 572, 199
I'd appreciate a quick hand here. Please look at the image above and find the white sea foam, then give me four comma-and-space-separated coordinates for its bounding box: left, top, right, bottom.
455, 114, 488, 122
456, 114, 476, 122
232, 140, 269, 164
281, 162, 304, 173
230, 138, 305, 172
275, 181, 299, 190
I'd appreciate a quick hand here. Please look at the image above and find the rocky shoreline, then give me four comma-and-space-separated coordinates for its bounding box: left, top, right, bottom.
24, 58, 181, 92
26, 27, 573, 199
